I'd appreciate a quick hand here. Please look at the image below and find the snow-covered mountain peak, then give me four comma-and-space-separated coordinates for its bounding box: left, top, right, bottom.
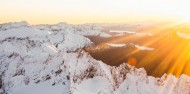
0, 27, 50, 41
0, 21, 29, 31
56, 22, 68, 26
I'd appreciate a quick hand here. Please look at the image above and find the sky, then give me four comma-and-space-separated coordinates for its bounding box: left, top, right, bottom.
0, 0, 190, 24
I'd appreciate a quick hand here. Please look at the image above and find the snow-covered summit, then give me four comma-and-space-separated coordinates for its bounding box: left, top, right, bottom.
0, 21, 29, 31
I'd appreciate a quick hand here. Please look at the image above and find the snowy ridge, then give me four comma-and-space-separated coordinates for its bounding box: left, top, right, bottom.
0, 21, 29, 31
0, 22, 190, 94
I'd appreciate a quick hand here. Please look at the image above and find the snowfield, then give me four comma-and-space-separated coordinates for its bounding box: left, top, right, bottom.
134, 45, 155, 51
106, 43, 155, 51
110, 30, 136, 34
109, 30, 154, 36
0, 22, 190, 94
106, 43, 126, 47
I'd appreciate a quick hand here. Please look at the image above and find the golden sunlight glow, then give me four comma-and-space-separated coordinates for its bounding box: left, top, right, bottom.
0, 0, 190, 24
86, 22, 190, 77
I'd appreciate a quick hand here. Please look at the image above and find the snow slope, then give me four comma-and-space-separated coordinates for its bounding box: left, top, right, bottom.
0, 22, 190, 94
110, 30, 136, 34
110, 30, 154, 36
134, 45, 155, 51
105, 43, 154, 51
106, 43, 126, 47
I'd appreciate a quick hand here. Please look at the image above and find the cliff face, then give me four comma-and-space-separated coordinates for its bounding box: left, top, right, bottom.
0, 22, 190, 94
